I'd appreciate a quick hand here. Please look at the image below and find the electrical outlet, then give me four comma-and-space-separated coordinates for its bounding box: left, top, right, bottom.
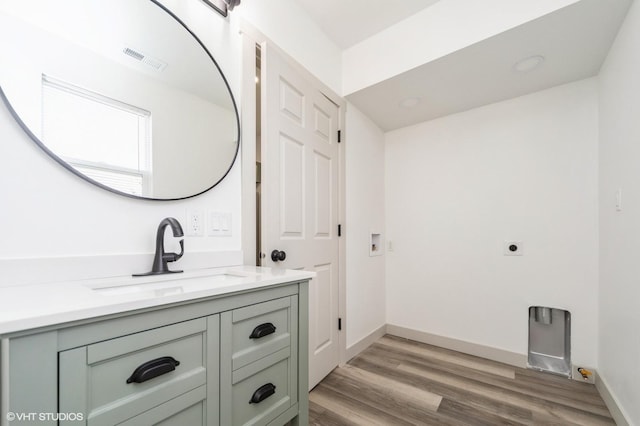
572, 366, 596, 384
186, 209, 204, 236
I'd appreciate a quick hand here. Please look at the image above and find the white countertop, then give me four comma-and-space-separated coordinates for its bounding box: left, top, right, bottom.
0, 266, 314, 335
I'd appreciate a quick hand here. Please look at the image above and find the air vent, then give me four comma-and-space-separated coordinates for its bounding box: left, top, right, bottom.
123, 47, 144, 61
122, 47, 167, 72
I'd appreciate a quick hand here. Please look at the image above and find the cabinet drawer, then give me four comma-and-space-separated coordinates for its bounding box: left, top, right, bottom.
227, 297, 294, 370
119, 386, 206, 426
231, 348, 294, 426
59, 318, 208, 426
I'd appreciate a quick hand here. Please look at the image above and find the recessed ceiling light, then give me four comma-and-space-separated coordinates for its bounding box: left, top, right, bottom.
513, 55, 545, 73
399, 97, 421, 108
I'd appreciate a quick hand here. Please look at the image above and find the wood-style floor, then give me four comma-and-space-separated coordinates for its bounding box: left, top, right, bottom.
309, 335, 614, 425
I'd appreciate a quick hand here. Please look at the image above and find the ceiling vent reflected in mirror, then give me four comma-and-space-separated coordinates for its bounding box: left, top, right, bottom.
122, 47, 168, 72
123, 47, 144, 61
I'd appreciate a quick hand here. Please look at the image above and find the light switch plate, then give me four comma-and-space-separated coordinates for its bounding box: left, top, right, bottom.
616, 189, 622, 211
209, 212, 232, 236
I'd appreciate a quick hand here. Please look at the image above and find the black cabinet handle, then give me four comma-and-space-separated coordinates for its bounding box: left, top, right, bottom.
126, 356, 180, 384
249, 322, 277, 339
271, 250, 286, 262
249, 383, 276, 404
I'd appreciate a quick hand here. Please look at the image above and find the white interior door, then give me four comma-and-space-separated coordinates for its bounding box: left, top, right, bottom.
260, 44, 341, 390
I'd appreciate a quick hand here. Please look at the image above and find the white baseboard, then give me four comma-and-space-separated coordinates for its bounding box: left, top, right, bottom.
345, 324, 387, 362
386, 324, 527, 369
596, 372, 631, 426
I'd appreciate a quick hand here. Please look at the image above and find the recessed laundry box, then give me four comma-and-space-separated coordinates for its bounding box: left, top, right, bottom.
528, 306, 571, 377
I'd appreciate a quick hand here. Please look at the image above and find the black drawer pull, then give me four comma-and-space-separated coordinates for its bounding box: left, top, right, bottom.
126, 356, 180, 384
249, 322, 276, 339
249, 383, 276, 404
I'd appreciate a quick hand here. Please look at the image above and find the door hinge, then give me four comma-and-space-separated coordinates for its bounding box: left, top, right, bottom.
338, 318, 342, 331
338, 130, 341, 143
338, 224, 342, 237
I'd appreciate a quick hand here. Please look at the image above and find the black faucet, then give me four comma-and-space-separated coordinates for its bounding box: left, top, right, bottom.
133, 217, 185, 276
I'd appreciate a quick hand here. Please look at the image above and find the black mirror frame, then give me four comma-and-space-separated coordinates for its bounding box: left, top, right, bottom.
0, 0, 240, 201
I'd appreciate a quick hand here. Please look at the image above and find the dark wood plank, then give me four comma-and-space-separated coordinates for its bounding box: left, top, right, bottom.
379, 335, 516, 378
437, 398, 526, 426
321, 371, 456, 425
350, 353, 535, 425
309, 400, 357, 426
310, 382, 415, 425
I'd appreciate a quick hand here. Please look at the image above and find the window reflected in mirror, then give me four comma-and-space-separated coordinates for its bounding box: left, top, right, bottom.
42, 76, 152, 196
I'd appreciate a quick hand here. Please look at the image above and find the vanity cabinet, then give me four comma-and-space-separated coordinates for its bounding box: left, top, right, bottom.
0, 280, 309, 426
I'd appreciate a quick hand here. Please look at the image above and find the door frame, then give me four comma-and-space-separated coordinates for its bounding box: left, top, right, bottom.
239, 22, 347, 367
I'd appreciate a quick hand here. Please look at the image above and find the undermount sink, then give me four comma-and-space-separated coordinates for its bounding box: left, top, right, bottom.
86, 270, 249, 297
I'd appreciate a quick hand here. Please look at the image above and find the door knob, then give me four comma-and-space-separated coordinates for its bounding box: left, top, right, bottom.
271, 250, 286, 262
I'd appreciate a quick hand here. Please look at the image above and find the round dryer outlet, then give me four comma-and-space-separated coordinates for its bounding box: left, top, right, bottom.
504, 241, 523, 256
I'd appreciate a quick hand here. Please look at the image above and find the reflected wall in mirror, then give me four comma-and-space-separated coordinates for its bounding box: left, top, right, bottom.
0, 0, 239, 200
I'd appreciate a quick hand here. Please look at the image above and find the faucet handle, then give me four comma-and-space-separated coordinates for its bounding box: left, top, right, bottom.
176, 239, 184, 260
163, 239, 184, 263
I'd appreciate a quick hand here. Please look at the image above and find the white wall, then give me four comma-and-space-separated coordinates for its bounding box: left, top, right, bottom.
236, 0, 342, 94
345, 103, 386, 350
385, 78, 599, 367
598, 0, 640, 422
342, 0, 579, 95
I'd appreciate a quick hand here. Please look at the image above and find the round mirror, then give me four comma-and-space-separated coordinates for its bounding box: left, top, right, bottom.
0, 0, 239, 200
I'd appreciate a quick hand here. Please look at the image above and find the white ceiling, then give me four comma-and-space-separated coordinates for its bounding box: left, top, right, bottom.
295, 0, 632, 132
295, 0, 441, 49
